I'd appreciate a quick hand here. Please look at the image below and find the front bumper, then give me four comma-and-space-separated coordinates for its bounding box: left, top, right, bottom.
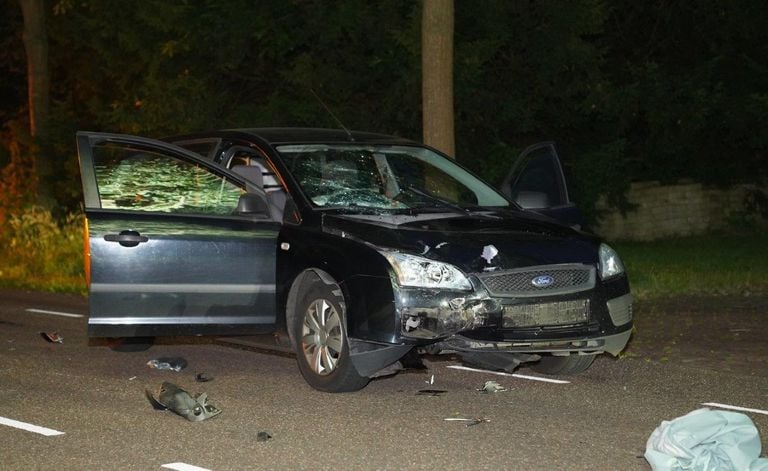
394, 273, 633, 357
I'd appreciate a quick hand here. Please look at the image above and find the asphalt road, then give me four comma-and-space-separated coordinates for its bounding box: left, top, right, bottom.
1, 288, 767, 470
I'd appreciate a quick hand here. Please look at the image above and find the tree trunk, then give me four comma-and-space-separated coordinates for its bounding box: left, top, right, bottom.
421, 0, 454, 158
19, 0, 51, 205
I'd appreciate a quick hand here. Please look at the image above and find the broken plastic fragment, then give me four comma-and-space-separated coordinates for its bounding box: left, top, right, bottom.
257, 431, 272, 442
40, 332, 63, 344
416, 389, 447, 396
444, 417, 491, 427
147, 357, 188, 372
145, 382, 221, 422
477, 380, 507, 393
426, 374, 435, 385
195, 372, 213, 382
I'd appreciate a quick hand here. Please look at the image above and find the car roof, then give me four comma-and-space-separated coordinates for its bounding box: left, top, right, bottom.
169, 127, 418, 146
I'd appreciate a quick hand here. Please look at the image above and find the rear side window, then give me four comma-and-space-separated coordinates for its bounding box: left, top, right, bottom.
92, 143, 243, 215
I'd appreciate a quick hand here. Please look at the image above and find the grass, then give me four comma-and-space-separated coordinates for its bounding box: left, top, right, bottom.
1, 207, 766, 299
613, 232, 768, 299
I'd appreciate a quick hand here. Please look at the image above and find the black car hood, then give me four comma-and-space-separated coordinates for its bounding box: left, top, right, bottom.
321, 210, 599, 274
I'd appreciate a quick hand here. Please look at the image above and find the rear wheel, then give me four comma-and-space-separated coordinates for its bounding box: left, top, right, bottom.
531, 353, 596, 375
291, 272, 369, 392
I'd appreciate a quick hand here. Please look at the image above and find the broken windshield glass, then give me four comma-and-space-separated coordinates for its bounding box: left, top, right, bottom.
277, 144, 510, 213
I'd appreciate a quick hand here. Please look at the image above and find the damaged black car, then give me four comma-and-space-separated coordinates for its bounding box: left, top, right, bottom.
77, 128, 632, 392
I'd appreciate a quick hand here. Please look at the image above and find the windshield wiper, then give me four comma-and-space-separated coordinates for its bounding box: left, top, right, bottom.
397, 185, 469, 216
318, 204, 395, 215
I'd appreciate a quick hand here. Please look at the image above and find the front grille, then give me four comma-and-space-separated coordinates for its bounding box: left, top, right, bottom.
477, 264, 595, 297
503, 299, 590, 328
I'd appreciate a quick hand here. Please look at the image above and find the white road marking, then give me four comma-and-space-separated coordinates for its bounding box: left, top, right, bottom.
162, 463, 212, 471
0, 416, 65, 436
25, 308, 84, 318
446, 365, 571, 384
701, 402, 768, 416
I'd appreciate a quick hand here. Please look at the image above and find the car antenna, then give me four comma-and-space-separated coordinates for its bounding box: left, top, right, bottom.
310, 88, 355, 142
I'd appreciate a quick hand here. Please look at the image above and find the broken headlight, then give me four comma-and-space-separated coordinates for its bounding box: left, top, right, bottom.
381, 251, 472, 291
598, 243, 625, 280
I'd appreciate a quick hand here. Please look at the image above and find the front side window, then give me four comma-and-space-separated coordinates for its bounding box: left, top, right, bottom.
92, 143, 243, 215
277, 144, 509, 211
507, 146, 568, 207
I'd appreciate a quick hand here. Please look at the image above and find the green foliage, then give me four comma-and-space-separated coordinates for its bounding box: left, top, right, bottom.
1, 0, 766, 221
614, 233, 768, 299
0, 206, 85, 293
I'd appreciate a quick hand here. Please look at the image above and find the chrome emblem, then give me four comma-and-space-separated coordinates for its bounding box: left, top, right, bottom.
531, 275, 555, 288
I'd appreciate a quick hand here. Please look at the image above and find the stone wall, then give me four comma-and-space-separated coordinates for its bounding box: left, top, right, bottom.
593, 181, 761, 241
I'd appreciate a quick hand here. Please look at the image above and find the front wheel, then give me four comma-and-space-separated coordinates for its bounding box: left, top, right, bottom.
291, 272, 369, 392
531, 353, 596, 375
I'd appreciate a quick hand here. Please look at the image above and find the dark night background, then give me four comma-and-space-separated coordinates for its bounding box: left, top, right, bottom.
2, 0, 767, 222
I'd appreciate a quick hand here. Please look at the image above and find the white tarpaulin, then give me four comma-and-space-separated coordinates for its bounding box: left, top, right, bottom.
646, 408, 768, 470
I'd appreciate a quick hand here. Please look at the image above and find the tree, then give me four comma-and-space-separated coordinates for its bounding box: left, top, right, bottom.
421, 0, 454, 157
18, 0, 52, 205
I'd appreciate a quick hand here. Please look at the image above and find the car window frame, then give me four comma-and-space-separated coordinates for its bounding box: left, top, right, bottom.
77, 131, 272, 220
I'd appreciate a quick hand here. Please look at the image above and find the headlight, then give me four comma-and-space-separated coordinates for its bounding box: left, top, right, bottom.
599, 243, 625, 279
381, 251, 472, 290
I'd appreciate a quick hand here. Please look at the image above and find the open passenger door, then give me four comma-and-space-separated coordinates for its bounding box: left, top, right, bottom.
499, 141, 585, 229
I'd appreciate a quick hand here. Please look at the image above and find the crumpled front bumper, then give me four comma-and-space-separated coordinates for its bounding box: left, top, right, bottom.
394, 280, 633, 357
434, 328, 632, 356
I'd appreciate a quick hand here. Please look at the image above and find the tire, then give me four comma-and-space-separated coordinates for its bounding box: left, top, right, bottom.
531, 353, 596, 375
291, 272, 369, 392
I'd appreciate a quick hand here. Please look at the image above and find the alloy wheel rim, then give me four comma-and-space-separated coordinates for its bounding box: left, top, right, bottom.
301, 298, 343, 376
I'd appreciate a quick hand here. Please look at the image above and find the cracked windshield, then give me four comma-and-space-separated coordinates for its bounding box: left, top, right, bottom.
277, 144, 510, 212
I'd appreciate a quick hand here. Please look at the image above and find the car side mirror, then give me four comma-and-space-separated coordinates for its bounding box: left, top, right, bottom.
236, 193, 270, 218
514, 190, 550, 209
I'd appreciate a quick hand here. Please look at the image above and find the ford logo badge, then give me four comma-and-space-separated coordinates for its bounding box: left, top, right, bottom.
531, 275, 555, 288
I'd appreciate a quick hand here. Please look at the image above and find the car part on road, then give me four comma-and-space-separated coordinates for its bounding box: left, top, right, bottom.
195, 372, 213, 382
476, 380, 507, 393
531, 353, 596, 375
39, 332, 63, 343
146, 382, 221, 422
147, 357, 188, 372
459, 351, 541, 373
444, 417, 492, 427
291, 271, 370, 392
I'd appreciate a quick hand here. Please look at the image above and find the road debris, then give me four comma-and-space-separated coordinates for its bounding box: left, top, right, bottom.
257, 431, 272, 442
146, 382, 221, 422
645, 407, 768, 470
476, 380, 507, 393
444, 417, 491, 427
416, 389, 447, 397
195, 373, 214, 382
147, 357, 188, 372
39, 332, 63, 344
426, 374, 435, 385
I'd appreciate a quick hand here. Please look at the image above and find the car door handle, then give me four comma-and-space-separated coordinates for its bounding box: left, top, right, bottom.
104, 230, 149, 247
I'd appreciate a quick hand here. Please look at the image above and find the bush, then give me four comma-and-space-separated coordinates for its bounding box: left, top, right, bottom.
0, 206, 86, 293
